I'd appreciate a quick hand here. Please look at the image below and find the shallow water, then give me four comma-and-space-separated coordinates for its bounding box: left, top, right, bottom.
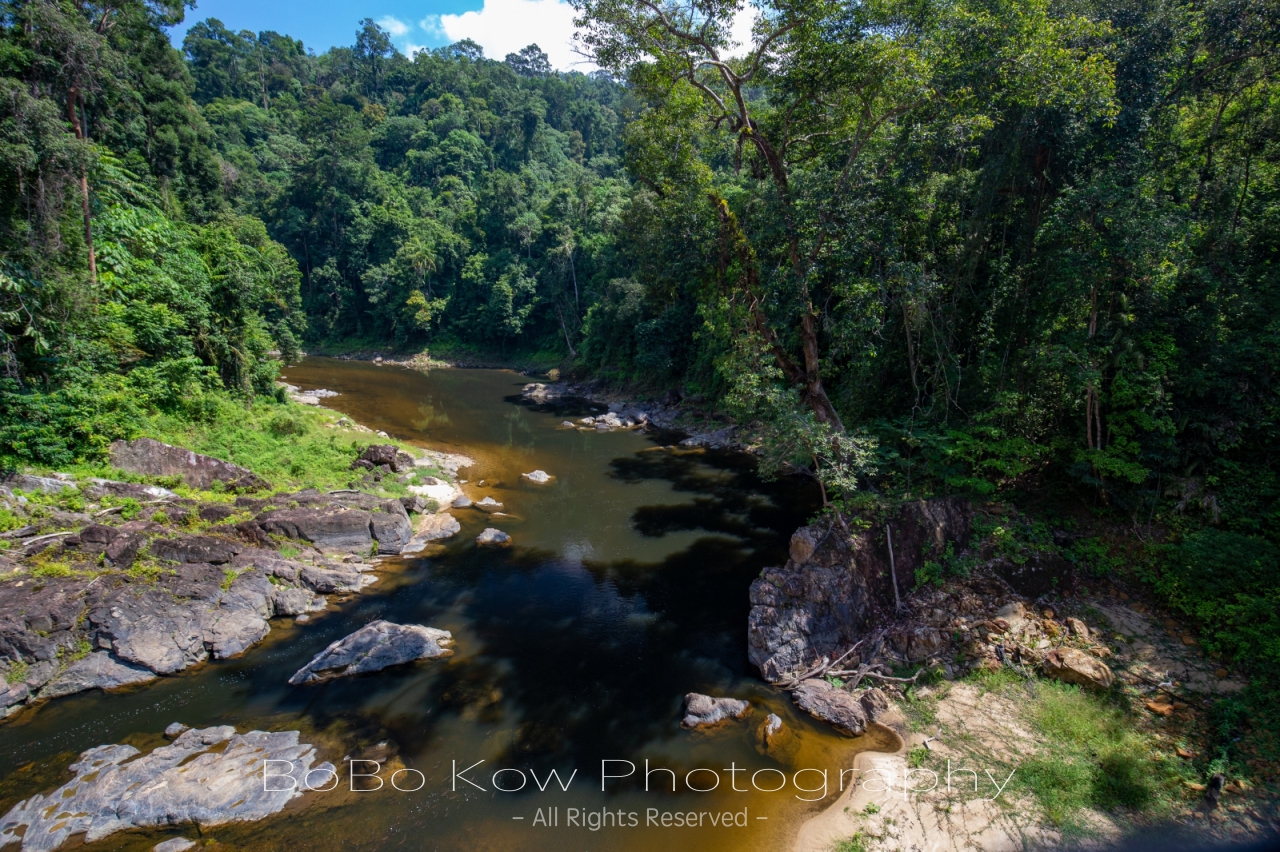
0, 358, 876, 852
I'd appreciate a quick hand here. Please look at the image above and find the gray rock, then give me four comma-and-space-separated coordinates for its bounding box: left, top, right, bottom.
271, 586, 326, 616
369, 500, 413, 554
521, 382, 568, 402
0, 725, 318, 852
681, 693, 750, 729
2, 474, 77, 494
1, 681, 30, 716
476, 528, 510, 547
521, 470, 552, 484
76, 523, 119, 552
416, 513, 461, 542
353, 444, 415, 473
298, 565, 372, 594
103, 531, 144, 568
791, 679, 869, 736
109, 438, 267, 490
748, 498, 971, 682
92, 593, 208, 675
258, 507, 374, 552
451, 495, 473, 509
678, 427, 736, 449
154, 838, 197, 852
288, 620, 453, 685
150, 535, 242, 564
85, 478, 178, 500
475, 496, 504, 512
37, 652, 158, 700
164, 722, 190, 738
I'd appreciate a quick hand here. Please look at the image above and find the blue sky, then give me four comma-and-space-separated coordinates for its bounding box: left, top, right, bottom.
166, 0, 593, 69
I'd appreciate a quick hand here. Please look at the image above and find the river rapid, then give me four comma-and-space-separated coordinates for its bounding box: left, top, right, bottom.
0, 358, 882, 852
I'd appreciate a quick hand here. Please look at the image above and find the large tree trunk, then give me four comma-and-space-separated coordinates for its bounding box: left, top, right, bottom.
67, 87, 96, 284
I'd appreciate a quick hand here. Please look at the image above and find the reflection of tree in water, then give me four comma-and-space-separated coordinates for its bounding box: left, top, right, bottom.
396, 445, 819, 772
410, 394, 451, 433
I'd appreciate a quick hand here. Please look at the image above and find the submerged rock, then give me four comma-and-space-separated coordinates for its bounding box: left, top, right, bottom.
153, 839, 197, 852
109, 439, 266, 490
681, 693, 750, 729
403, 513, 461, 554
475, 496, 504, 512
0, 725, 320, 852
756, 713, 800, 762
288, 620, 453, 685
476, 528, 510, 547
521, 470, 552, 484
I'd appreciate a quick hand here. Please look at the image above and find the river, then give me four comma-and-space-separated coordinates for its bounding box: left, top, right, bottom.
0, 358, 880, 852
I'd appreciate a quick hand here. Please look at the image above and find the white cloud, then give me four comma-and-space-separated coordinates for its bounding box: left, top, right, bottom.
377, 15, 411, 37
430, 0, 591, 71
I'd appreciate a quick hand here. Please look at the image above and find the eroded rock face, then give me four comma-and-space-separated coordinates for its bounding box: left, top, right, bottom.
257, 507, 375, 552
1043, 647, 1114, 691
748, 498, 971, 682
0, 725, 320, 852
109, 438, 266, 490
38, 652, 157, 700
289, 620, 453, 685
681, 693, 750, 729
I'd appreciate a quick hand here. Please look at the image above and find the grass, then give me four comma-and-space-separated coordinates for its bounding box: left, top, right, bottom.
962, 671, 1192, 834
3, 660, 28, 684
833, 833, 869, 852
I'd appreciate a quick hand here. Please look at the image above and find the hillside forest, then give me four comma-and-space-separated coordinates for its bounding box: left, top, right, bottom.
0, 0, 1278, 759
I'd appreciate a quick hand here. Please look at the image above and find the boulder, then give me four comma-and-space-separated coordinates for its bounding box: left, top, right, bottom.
369, 501, 413, 554
288, 620, 453, 685
521, 470, 552, 484
756, 713, 800, 762
452, 495, 473, 509
476, 528, 510, 547
1, 681, 30, 717
402, 514, 460, 555
353, 444, 415, 473
37, 652, 158, 700
681, 693, 750, 729
0, 725, 320, 852
109, 438, 267, 490
475, 496, 504, 512
257, 507, 374, 552
521, 382, 568, 402
198, 504, 236, 523
164, 722, 190, 738
271, 586, 326, 617
2, 474, 77, 494
84, 479, 178, 501
93, 593, 208, 675
791, 679, 869, 736
415, 513, 461, 542
1043, 647, 1114, 691
1066, 617, 1090, 640
76, 524, 119, 552
297, 565, 372, 594
103, 531, 144, 568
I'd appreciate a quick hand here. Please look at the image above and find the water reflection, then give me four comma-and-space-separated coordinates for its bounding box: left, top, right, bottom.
0, 360, 865, 852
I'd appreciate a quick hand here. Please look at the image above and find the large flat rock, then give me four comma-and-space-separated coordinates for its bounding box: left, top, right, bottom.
289, 620, 453, 685
0, 725, 321, 851
109, 438, 266, 490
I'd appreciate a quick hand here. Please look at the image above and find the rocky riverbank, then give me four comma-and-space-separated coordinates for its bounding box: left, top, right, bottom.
0, 438, 472, 722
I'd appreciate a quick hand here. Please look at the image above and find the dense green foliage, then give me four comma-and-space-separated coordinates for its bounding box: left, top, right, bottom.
1, 0, 1278, 754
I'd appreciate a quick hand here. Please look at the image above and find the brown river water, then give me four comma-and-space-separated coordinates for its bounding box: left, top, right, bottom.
0, 358, 883, 852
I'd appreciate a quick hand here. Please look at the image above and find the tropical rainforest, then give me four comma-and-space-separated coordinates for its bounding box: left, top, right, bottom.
0, 0, 1277, 757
